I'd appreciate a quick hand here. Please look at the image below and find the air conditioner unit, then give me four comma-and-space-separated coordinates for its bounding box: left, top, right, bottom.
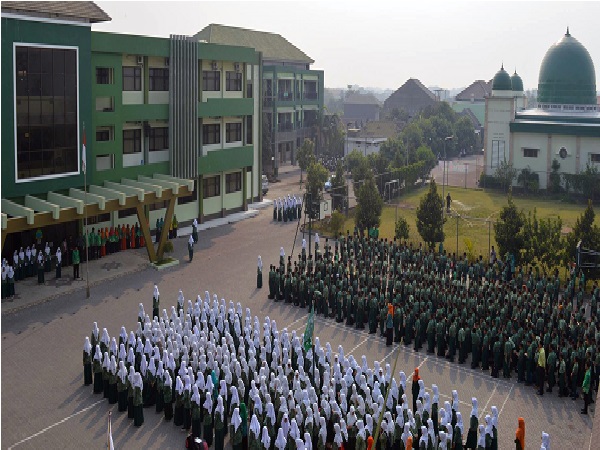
165, 57, 170, 67
136, 56, 143, 65
234, 62, 240, 72
556, 146, 571, 159
211, 61, 218, 71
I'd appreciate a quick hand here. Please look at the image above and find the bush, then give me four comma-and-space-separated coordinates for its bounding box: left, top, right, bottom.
329, 210, 345, 237
163, 240, 174, 254
394, 217, 410, 241
479, 173, 503, 190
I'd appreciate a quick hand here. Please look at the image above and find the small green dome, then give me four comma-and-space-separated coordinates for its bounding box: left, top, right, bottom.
492, 65, 512, 91
538, 29, 597, 105
511, 71, 524, 92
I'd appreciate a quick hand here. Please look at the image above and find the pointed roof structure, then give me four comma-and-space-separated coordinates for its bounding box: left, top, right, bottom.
455, 80, 494, 102
1, 1, 111, 23
383, 78, 437, 116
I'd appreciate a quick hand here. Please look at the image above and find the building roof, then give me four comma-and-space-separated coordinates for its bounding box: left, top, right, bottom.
383, 78, 437, 111
511, 72, 524, 92
1, 1, 111, 23
195, 24, 313, 63
355, 121, 401, 140
451, 102, 486, 126
345, 92, 381, 106
455, 80, 493, 102
538, 29, 597, 105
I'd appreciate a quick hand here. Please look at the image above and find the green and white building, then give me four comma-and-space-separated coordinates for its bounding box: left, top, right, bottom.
195, 24, 324, 176
1, 2, 262, 260
484, 29, 600, 188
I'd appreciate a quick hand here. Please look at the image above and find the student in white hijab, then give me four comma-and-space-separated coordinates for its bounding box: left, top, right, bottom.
230, 407, 243, 450
275, 428, 287, 450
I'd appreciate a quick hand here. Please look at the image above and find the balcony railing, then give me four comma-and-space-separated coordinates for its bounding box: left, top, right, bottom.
278, 92, 293, 101
277, 123, 294, 132
303, 92, 318, 100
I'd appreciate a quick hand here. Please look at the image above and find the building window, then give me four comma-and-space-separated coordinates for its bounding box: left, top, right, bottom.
246, 116, 253, 144
202, 71, 220, 91
178, 180, 198, 205
523, 148, 539, 158
149, 127, 168, 151
226, 123, 242, 143
303, 81, 318, 99
149, 68, 169, 91
590, 154, 600, 163
96, 154, 114, 171
96, 67, 113, 84
203, 124, 220, 145
226, 71, 242, 91
203, 175, 220, 198
490, 140, 506, 169
123, 66, 141, 91
226, 172, 242, 193
15, 45, 78, 180
123, 129, 142, 154
96, 127, 112, 142
246, 81, 253, 98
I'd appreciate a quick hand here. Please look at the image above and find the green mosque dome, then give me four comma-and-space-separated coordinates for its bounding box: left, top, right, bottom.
511, 71, 524, 92
538, 28, 597, 105
492, 65, 512, 91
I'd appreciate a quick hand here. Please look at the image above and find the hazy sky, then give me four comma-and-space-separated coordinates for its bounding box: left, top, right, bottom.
94, 1, 600, 91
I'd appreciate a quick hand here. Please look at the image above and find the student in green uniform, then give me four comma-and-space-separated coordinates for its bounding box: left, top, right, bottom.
72, 246, 80, 280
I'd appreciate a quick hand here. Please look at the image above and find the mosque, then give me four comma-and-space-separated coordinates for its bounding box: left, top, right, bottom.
484, 28, 600, 189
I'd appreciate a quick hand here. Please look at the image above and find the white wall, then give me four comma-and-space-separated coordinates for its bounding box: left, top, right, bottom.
485, 97, 514, 170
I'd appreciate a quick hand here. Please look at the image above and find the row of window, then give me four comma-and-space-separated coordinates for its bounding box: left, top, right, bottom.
122, 128, 169, 154
522, 148, 600, 163
203, 173, 242, 197
203, 123, 242, 145
97, 67, 244, 93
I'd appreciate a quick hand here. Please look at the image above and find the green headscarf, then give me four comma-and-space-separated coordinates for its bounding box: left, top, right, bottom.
240, 402, 248, 435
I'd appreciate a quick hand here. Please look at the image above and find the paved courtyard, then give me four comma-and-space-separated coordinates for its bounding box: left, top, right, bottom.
2, 169, 597, 449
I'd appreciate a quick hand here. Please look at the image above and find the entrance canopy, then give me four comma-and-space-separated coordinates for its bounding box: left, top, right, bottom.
1, 174, 194, 262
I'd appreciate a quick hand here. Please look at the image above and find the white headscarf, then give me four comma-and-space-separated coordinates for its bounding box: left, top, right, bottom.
491, 406, 498, 428
261, 426, 271, 449
83, 337, 92, 354
275, 429, 287, 450
334, 423, 343, 447
258, 256, 263, 270
250, 413, 261, 438
231, 407, 242, 431
153, 284, 159, 299
470, 397, 478, 418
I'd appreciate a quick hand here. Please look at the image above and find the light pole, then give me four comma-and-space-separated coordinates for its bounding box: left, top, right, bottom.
442, 135, 453, 217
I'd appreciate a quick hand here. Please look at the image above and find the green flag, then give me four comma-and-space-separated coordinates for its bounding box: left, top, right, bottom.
303, 306, 315, 352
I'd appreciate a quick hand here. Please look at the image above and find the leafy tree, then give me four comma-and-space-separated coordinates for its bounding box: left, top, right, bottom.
329, 210, 346, 237
494, 161, 517, 193
306, 160, 329, 203
453, 116, 477, 154
416, 179, 445, 249
494, 194, 525, 263
415, 145, 437, 179
297, 138, 315, 184
517, 167, 539, 194
351, 158, 373, 193
578, 164, 600, 203
345, 149, 366, 173
355, 174, 383, 232
394, 216, 410, 241
564, 200, 600, 270
331, 161, 347, 211
548, 159, 562, 194
400, 122, 424, 152
535, 215, 564, 275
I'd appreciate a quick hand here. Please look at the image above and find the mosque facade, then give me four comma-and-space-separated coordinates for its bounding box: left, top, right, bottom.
484, 29, 600, 189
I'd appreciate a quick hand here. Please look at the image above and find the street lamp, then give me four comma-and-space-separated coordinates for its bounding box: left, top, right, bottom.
442, 135, 453, 217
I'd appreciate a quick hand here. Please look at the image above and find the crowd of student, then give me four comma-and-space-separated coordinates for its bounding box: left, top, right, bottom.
84, 286, 557, 449
266, 231, 598, 416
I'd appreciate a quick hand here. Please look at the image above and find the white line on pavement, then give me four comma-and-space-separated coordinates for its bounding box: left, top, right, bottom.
498, 384, 514, 418
7, 399, 105, 450
479, 384, 498, 421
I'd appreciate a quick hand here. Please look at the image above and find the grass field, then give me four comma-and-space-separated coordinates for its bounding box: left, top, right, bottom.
323, 187, 600, 259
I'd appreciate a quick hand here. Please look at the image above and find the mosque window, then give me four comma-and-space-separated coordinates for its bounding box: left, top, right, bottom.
523, 148, 539, 158
590, 154, 600, 163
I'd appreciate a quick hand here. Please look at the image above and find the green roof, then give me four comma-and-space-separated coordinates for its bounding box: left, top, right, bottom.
492, 65, 512, 91
195, 24, 313, 64
511, 72, 524, 92
538, 29, 597, 105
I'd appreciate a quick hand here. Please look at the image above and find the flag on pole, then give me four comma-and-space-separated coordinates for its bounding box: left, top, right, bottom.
81, 124, 87, 174
107, 411, 114, 450
303, 305, 315, 352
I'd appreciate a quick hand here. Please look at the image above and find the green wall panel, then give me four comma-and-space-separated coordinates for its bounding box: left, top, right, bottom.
510, 122, 600, 137
198, 98, 253, 118
199, 146, 254, 175
199, 42, 258, 64
1, 17, 92, 198
122, 104, 169, 121
92, 32, 169, 57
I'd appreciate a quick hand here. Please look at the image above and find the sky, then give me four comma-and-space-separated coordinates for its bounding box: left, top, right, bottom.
94, 0, 600, 92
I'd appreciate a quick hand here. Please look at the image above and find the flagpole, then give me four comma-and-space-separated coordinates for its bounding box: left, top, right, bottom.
83, 122, 90, 298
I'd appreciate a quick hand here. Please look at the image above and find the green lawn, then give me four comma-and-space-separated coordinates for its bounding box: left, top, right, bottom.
325, 187, 599, 259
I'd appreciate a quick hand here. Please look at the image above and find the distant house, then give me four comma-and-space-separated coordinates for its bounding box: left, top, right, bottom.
343, 120, 400, 157
343, 92, 381, 123
455, 80, 493, 103
383, 78, 437, 118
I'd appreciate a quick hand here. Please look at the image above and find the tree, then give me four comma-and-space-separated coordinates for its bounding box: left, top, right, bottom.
297, 138, 315, 184
564, 200, 600, 269
535, 215, 564, 275
355, 174, 383, 232
415, 145, 437, 179
517, 167, 539, 194
494, 161, 517, 193
453, 116, 476, 155
548, 159, 562, 194
416, 179, 444, 249
345, 149, 366, 173
494, 194, 525, 263
395, 216, 410, 241
306, 160, 328, 203
351, 158, 372, 194
331, 161, 347, 211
